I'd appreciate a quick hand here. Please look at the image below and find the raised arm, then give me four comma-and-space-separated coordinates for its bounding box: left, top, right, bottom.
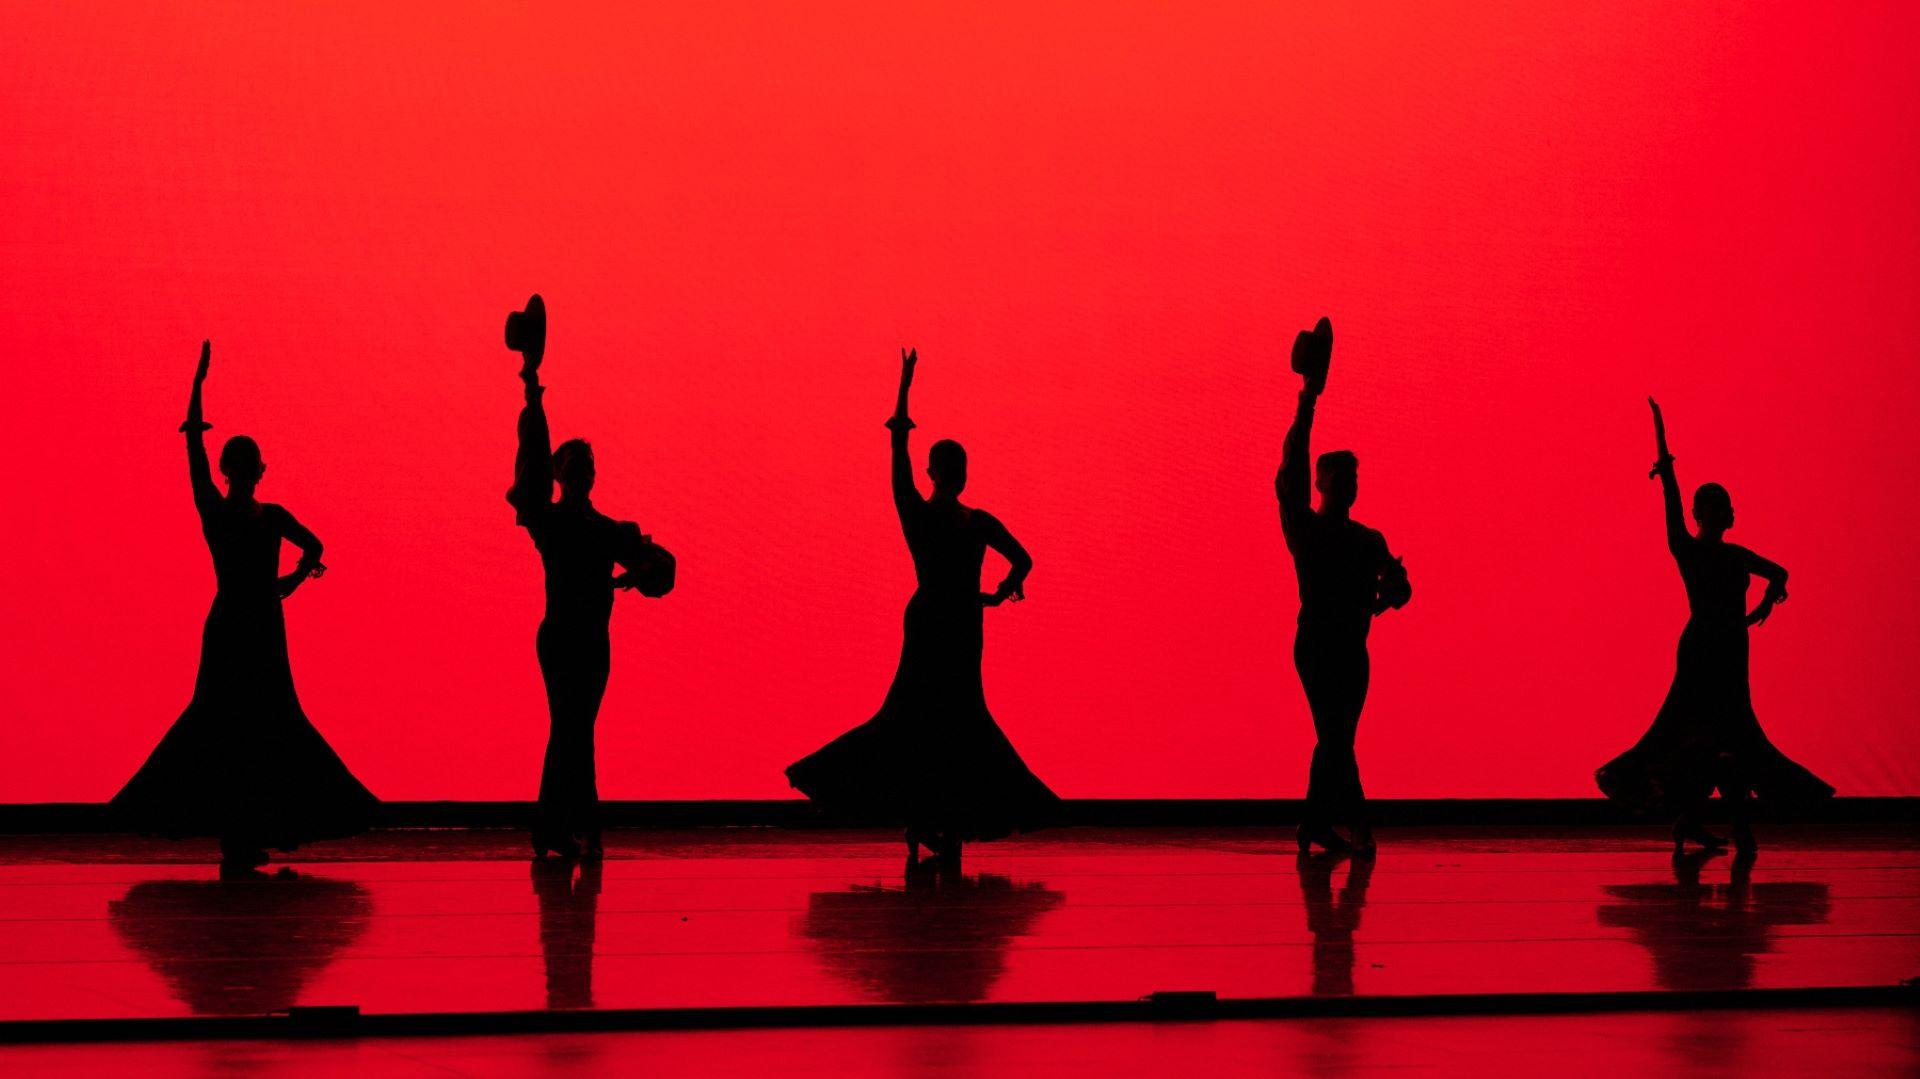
1648, 397, 1687, 554
1275, 385, 1318, 537
507, 370, 554, 524
182, 341, 219, 514
1741, 547, 1789, 625
1276, 319, 1332, 543
979, 513, 1032, 606
888, 348, 923, 513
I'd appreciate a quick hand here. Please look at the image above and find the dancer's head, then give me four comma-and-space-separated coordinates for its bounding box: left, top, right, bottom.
1693, 482, 1733, 534
219, 435, 264, 494
928, 439, 967, 497
554, 438, 595, 499
1315, 450, 1358, 513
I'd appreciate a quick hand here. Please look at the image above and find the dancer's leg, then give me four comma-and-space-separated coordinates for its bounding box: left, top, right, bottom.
1334, 647, 1372, 848
1295, 634, 1355, 853
534, 625, 581, 856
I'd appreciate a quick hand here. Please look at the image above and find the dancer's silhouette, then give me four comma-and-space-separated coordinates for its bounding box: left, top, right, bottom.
531, 857, 603, 1009
798, 864, 1065, 1003
110, 342, 376, 872
1597, 400, 1833, 854
1296, 849, 1373, 995
787, 349, 1060, 864
109, 872, 373, 1015
505, 295, 675, 860
1596, 850, 1831, 991
1275, 319, 1410, 853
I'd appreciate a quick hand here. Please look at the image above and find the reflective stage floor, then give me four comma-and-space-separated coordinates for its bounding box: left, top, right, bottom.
1, 826, 1916, 1073
3, 1007, 1917, 1077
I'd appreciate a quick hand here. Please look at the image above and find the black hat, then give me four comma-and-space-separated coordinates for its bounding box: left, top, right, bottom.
505, 293, 546, 364
1291, 316, 1333, 382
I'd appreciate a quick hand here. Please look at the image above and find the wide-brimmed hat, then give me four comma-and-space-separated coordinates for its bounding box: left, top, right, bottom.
1291, 316, 1333, 381
505, 293, 546, 362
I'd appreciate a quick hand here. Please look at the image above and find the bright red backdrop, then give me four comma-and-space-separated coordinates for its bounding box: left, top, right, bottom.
3, 3, 1917, 801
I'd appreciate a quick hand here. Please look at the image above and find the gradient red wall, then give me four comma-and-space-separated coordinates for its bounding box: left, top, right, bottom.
4, 3, 1917, 801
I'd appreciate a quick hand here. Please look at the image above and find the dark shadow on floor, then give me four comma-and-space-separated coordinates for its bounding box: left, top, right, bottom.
798, 861, 1065, 1003
107, 872, 373, 1015
1596, 851, 1831, 990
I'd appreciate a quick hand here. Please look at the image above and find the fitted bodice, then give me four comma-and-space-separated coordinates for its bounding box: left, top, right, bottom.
902, 500, 992, 601
200, 500, 287, 597
1675, 537, 1752, 627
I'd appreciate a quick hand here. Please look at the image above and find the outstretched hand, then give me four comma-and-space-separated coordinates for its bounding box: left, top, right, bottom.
182, 340, 213, 433
891, 347, 918, 429
1648, 396, 1672, 477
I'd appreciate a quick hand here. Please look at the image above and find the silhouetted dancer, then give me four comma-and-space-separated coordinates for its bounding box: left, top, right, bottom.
1596, 399, 1833, 855
110, 342, 376, 873
787, 348, 1060, 865
531, 856, 602, 1009
505, 295, 676, 860
1276, 318, 1410, 854
1296, 849, 1372, 996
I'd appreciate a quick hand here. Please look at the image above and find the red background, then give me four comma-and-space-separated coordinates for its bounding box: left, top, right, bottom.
3, 3, 1917, 801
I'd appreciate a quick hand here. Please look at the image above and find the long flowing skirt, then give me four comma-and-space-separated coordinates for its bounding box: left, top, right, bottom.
787, 592, 1059, 841
110, 591, 377, 849
1597, 618, 1833, 815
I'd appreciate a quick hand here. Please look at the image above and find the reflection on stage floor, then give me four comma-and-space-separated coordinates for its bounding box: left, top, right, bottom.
0, 826, 1913, 1022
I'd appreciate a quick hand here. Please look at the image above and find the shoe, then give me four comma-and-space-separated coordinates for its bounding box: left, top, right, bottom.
1296, 826, 1352, 854
532, 832, 581, 860
579, 831, 605, 861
